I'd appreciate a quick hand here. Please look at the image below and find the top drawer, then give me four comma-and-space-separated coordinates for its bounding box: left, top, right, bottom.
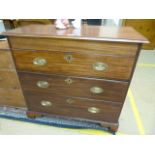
12, 50, 135, 80
9, 37, 139, 57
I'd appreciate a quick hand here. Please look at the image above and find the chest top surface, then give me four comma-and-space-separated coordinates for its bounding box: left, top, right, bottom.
2, 24, 148, 44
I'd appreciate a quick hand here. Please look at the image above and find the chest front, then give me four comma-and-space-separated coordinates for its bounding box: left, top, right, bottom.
3, 25, 148, 132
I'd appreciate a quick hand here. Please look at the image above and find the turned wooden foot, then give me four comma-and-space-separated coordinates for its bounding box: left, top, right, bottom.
26, 111, 43, 119
100, 122, 119, 133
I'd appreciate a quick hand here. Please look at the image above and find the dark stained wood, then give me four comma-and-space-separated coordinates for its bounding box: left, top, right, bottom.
2, 20, 15, 30
9, 37, 139, 57
26, 109, 119, 132
18, 71, 128, 103
2, 25, 148, 43
11, 19, 55, 28
25, 90, 122, 123
1, 25, 148, 132
0, 40, 26, 108
3, 19, 55, 30
12, 50, 135, 80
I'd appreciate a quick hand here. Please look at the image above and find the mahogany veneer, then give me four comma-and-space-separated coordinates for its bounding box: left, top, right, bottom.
2, 25, 148, 132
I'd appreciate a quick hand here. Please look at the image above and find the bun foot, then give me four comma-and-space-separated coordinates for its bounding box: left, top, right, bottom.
26, 111, 43, 119
100, 122, 119, 133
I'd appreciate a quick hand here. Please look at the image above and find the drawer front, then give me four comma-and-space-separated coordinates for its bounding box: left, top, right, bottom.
19, 72, 128, 103
0, 88, 26, 108
0, 71, 21, 89
25, 91, 122, 123
9, 37, 139, 57
13, 50, 135, 80
0, 51, 15, 70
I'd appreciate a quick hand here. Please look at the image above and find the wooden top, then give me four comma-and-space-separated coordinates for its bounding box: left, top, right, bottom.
1, 24, 148, 43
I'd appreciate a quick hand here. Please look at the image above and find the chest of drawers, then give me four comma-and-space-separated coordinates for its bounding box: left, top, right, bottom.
2, 25, 148, 132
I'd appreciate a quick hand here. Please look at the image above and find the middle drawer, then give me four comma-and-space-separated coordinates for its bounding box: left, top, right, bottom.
18, 72, 128, 103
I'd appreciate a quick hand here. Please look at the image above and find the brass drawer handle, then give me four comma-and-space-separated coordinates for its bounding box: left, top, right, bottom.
88, 107, 100, 114
65, 77, 73, 84
41, 100, 52, 107
66, 98, 74, 104
92, 62, 108, 71
36, 81, 49, 88
90, 86, 104, 94
33, 57, 47, 66
64, 54, 73, 63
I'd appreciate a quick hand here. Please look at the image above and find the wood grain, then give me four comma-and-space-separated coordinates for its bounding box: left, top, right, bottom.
0, 50, 15, 70
0, 71, 21, 89
0, 88, 26, 108
1, 25, 148, 131
13, 50, 135, 80
25, 90, 122, 123
0, 40, 26, 108
9, 37, 140, 57
3, 25, 149, 43
123, 19, 155, 49
0, 40, 10, 50
18, 71, 128, 103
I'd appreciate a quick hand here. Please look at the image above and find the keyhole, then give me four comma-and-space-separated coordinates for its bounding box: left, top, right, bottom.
64, 54, 73, 63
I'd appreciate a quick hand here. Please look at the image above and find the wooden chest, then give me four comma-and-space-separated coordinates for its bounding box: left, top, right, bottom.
2, 25, 148, 132
0, 40, 26, 108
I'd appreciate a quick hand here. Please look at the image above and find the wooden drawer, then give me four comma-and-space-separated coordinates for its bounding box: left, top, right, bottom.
13, 50, 135, 80
0, 88, 26, 108
19, 72, 128, 103
0, 51, 15, 70
9, 37, 139, 57
0, 71, 21, 89
25, 91, 122, 123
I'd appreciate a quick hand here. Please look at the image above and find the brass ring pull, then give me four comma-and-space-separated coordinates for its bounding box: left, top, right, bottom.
88, 107, 100, 114
65, 77, 73, 84
90, 86, 104, 94
64, 54, 73, 63
36, 81, 49, 88
33, 57, 47, 66
41, 100, 52, 107
66, 98, 74, 104
92, 62, 108, 71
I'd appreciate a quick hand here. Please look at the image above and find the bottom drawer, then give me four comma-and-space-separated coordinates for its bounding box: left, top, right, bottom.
25, 91, 122, 123
0, 88, 26, 108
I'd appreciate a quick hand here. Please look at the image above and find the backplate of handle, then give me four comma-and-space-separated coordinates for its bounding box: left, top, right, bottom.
33, 57, 47, 66
88, 107, 100, 113
36, 81, 49, 88
92, 62, 108, 71
41, 100, 52, 107
90, 86, 104, 94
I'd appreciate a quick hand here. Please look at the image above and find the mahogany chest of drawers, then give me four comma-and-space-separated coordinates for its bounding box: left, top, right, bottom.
2, 25, 148, 132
